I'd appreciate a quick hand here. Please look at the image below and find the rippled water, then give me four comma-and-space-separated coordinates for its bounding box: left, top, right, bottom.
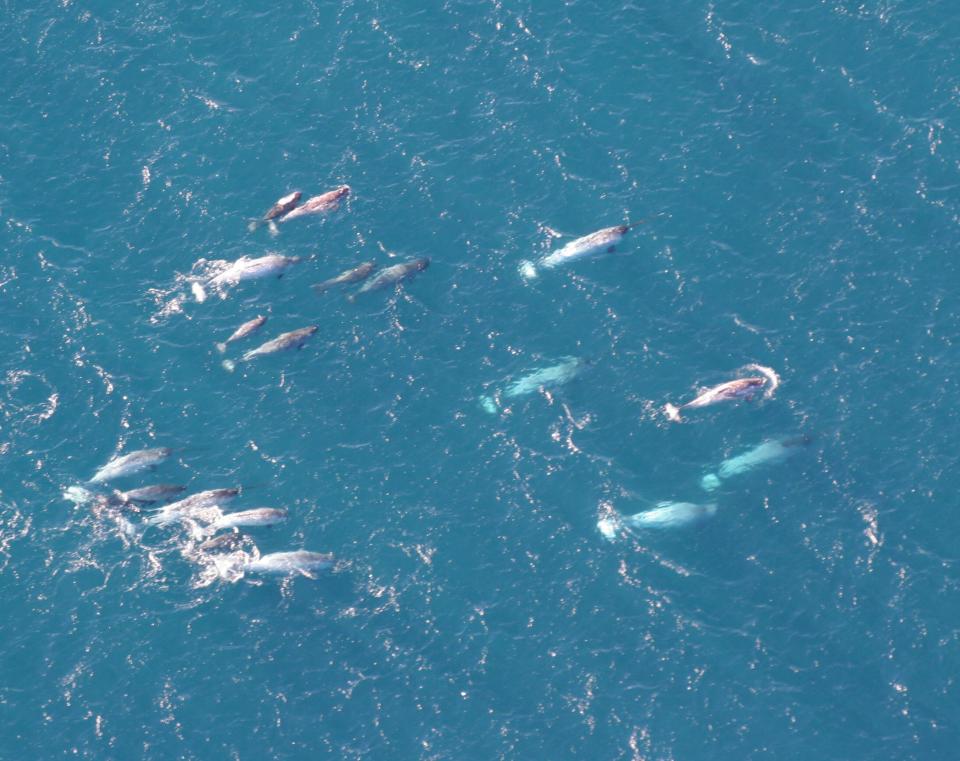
2, 1, 959, 757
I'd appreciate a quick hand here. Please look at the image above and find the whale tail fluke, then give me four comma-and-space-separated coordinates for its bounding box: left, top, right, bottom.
186, 519, 221, 541
215, 342, 227, 354
247, 219, 261, 233
519, 260, 538, 280
63, 485, 96, 505
222, 359, 237, 373
597, 517, 618, 542
267, 220, 279, 237
700, 473, 721, 492
597, 501, 624, 542
664, 403, 682, 422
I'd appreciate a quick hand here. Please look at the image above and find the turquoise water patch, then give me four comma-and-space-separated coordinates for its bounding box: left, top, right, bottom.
1, 0, 959, 757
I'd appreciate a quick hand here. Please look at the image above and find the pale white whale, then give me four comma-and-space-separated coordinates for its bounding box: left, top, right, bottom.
598, 501, 716, 540
480, 356, 587, 414
520, 224, 635, 280
208, 254, 301, 289
245, 550, 334, 579
701, 435, 810, 491
623, 501, 717, 529
208, 508, 288, 532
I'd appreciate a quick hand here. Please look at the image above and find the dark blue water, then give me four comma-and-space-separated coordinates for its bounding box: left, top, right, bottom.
3, 1, 959, 757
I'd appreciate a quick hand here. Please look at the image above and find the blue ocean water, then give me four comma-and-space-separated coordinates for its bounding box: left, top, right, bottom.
2, 0, 960, 757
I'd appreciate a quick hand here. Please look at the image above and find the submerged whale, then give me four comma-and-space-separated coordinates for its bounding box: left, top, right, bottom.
701, 435, 811, 491
480, 356, 587, 414
664, 365, 780, 422
312, 262, 376, 294
597, 500, 717, 540
198, 532, 250, 553
623, 501, 717, 529
520, 224, 635, 280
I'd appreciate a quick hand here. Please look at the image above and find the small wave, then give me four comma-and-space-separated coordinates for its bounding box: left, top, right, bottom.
743, 363, 780, 399
147, 258, 230, 325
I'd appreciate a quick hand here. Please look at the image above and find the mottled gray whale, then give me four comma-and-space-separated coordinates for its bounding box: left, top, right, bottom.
664, 365, 780, 422
216, 315, 267, 353
241, 326, 318, 361
88, 447, 172, 484
277, 185, 350, 224
346, 258, 429, 302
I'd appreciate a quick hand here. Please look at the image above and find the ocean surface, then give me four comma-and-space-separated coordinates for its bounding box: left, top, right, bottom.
2, 1, 959, 757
